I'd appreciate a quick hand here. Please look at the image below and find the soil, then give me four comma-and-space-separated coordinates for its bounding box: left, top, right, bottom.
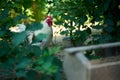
90, 55, 120, 65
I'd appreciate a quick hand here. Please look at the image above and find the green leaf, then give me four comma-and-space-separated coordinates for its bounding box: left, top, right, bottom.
55, 21, 63, 25
12, 31, 27, 46
47, 65, 58, 74
16, 70, 26, 77
80, 16, 87, 24
32, 33, 47, 43
54, 72, 62, 80
64, 23, 69, 28
26, 70, 38, 80
42, 62, 52, 70
0, 48, 8, 57
23, 0, 32, 9
0, 60, 14, 69
14, 14, 27, 23
28, 22, 43, 31
35, 56, 54, 73
104, 0, 111, 11
104, 19, 114, 25
93, 34, 112, 43
85, 54, 100, 60
36, 57, 44, 65
41, 57, 53, 70
94, 17, 102, 22
92, 25, 103, 29
7, 58, 16, 65
103, 26, 114, 33
1, 9, 9, 19
98, 34, 112, 43
30, 46, 41, 56
53, 57, 62, 69
0, 31, 5, 37
60, 30, 69, 35
49, 46, 61, 55
16, 58, 31, 69
86, 0, 94, 3
0, 41, 10, 57
86, 28, 91, 34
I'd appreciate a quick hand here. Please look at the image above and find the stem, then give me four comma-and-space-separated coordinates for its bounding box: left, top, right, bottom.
69, 21, 76, 46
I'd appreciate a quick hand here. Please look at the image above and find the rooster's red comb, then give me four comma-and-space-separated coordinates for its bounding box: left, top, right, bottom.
46, 16, 52, 19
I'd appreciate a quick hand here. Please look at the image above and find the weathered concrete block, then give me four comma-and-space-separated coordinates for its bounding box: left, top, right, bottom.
63, 42, 120, 80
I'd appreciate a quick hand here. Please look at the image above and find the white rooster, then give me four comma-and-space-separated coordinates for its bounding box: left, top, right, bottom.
9, 16, 53, 50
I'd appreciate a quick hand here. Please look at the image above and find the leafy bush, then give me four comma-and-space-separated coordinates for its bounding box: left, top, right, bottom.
49, 0, 120, 58
51, 0, 120, 45
0, 0, 62, 80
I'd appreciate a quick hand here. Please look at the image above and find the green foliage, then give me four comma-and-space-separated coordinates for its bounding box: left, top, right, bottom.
85, 50, 100, 60
12, 31, 27, 46
0, 0, 62, 80
51, 0, 120, 45
51, 0, 120, 58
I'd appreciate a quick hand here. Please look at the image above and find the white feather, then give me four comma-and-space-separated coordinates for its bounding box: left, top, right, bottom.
9, 24, 26, 33
27, 31, 34, 44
